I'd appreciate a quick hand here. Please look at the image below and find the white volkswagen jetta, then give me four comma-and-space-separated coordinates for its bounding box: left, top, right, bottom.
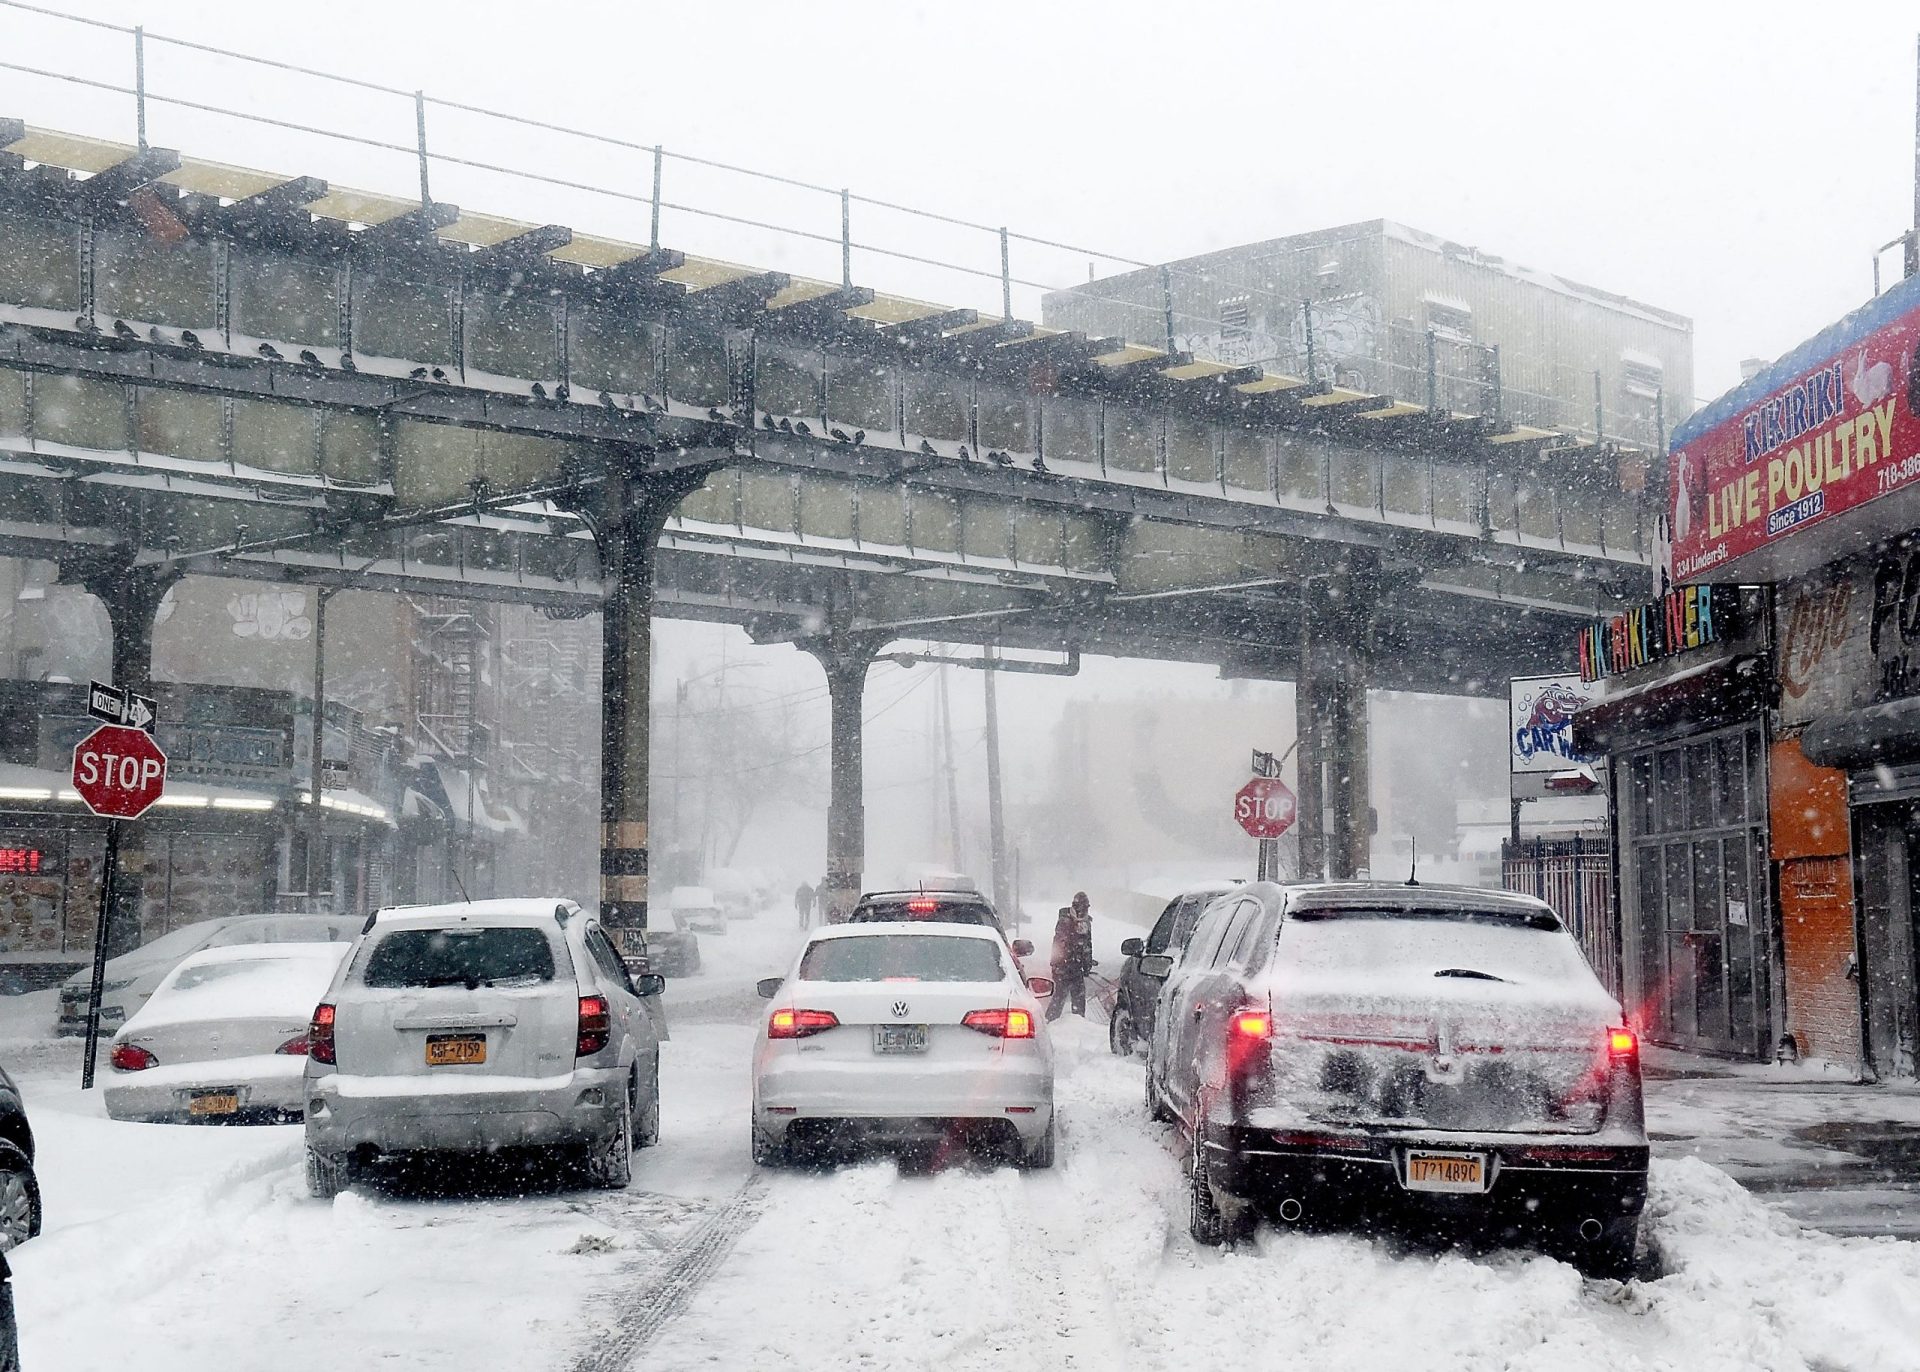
751, 921, 1055, 1167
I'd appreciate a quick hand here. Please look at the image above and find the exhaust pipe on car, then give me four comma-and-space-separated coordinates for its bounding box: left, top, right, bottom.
1578, 1218, 1604, 1243
1277, 1197, 1304, 1224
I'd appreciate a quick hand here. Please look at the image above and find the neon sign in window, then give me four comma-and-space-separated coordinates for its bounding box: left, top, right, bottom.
0, 849, 44, 875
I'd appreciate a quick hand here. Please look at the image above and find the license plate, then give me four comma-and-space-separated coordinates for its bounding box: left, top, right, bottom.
873, 1024, 928, 1054
425, 1034, 487, 1066
187, 1091, 239, 1116
1405, 1151, 1485, 1193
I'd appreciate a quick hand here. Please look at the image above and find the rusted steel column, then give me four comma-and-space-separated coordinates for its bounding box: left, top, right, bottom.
593, 461, 712, 957
805, 632, 886, 924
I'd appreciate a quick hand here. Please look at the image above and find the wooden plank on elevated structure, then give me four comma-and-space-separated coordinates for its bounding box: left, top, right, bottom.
161, 158, 293, 203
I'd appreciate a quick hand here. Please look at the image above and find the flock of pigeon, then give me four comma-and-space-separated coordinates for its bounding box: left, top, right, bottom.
81, 316, 1061, 475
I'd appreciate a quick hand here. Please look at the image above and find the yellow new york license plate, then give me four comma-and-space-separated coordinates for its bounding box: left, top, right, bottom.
425, 1034, 487, 1066
188, 1092, 239, 1116
1405, 1151, 1485, 1192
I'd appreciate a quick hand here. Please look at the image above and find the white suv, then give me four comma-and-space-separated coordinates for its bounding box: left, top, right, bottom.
303, 899, 664, 1197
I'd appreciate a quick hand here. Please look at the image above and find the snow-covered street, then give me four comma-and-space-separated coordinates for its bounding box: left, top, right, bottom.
6, 912, 1917, 1372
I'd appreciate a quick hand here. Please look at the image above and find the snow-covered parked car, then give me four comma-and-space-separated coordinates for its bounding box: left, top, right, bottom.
302, 899, 665, 1197
103, 942, 351, 1123
752, 921, 1056, 1167
56, 911, 362, 1038
1145, 882, 1649, 1275
638, 908, 701, 977
668, 885, 726, 935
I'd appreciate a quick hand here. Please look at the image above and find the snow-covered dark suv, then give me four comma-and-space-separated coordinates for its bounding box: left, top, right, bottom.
1145, 882, 1648, 1277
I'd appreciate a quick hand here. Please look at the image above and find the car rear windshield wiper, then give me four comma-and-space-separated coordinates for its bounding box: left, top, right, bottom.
1433, 968, 1507, 982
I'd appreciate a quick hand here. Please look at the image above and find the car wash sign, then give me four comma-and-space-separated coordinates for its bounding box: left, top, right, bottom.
1510, 675, 1597, 772
1669, 274, 1920, 581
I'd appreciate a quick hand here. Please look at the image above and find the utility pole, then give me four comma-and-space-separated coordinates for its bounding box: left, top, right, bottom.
937, 665, 963, 871
307, 586, 343, 911
982, 647, 1011, 919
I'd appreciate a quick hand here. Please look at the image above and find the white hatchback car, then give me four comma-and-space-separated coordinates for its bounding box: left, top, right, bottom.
752, 922, 1055, 1167
303, 899, 665, 1197
104, 942, 351, 1123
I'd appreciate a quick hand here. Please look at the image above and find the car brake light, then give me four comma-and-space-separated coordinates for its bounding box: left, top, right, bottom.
275, 1033, 311, 1056
962, 1007, 1035, 1038
309, 1003, 336, 1065
1608, 1026, 1638, 1058
906, 897, 938, 914
109, 1042, 156, 1072
577, 995, 611, 1056
767, 1008, 840, 1039
1232, 1010, 1273, 1040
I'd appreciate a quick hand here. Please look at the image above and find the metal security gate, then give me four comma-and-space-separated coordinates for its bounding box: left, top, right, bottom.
1617, 720, 1772, 1059
1504, 835, 1618, 997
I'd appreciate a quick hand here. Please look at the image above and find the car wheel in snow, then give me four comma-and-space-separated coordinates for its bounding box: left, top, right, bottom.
750, 1116, 787, 1167
0, 1146, 40, 1249
586, 1093, 634, 1189
634, 1055, 662, 1149
1108, 1005, 1134, 1056
1144, 1065, 1173, 1123
305, 1147, 350, 1200
1188, 1127, 1248, 1247
1575, 1218, 1640, 1280
1019, 1119, 1056, 1170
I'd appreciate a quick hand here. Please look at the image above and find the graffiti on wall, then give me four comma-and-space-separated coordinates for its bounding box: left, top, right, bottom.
1779, 579, 1855, 702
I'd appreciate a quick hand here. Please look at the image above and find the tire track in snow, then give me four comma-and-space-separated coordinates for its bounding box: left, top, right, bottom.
569, 1175, 769, 1372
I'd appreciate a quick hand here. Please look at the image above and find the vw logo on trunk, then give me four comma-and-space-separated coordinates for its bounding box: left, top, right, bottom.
891, 1000, 911, 1019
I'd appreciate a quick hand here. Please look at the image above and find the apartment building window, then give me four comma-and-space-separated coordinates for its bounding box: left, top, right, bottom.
1423, 294, 1473, 343
1622, 352, 1665, 399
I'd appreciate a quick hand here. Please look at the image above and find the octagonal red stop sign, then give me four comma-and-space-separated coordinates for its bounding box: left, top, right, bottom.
1234, 776, 1296, 839
71, 724, 169, 819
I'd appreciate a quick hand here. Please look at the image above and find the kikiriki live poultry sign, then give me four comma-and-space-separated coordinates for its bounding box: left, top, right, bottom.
1669, 275, 1920, 581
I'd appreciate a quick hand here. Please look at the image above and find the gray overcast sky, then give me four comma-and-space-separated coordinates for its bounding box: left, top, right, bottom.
8, 0, 1919, 406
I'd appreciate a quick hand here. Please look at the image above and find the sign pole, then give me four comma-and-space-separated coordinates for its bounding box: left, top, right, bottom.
79, 818, 121, 1090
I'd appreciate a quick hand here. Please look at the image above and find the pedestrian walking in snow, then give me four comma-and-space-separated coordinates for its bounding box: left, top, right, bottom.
1046, 892, 1095, 1021
794, 880, 815, 929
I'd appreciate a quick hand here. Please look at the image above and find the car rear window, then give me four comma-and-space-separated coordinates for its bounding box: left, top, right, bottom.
1279, 909, 1591, 984
362, 927, 557, 989
798, 935, 1004, 983
849, 898, 996, 926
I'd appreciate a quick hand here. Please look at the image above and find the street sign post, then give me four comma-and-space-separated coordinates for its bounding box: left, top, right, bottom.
72, 713, 168, 1090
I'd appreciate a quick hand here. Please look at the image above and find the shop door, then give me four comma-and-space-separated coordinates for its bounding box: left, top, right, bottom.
1622, 723, 1772, 1058
1856, 804, 1919, 1077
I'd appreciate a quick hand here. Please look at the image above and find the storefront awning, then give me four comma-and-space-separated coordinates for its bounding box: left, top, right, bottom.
1801, 697, 1920, 772
1572, 655, 1770, 755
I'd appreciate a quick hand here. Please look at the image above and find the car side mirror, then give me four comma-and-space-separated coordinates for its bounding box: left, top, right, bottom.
756, 976, 784, 999
1119, 937, 1143, 957
1138, 954, 1174, 980
1011, 939, 1035, 958
1026, 976, 1054, 997
635, 973, 666, 997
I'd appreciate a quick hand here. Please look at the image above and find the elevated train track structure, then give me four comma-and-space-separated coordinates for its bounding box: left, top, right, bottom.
0, 118, 1652, 930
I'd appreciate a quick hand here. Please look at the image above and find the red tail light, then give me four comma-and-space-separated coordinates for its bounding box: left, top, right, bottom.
1231, 1010, 1273, 1041
767, 1008, 839, 1039
275, 1033, 311, 1056
577, 995, 612, 1056
109, 1042, 156, 1072
963, 1007, 1035, 1038
1608, 1026, 1638, 1058
309, 1003, 336, 1065
906, 897, 938, 914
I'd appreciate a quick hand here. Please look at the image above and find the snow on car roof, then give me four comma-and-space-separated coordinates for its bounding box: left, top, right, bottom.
371, 898, 578, 926
808, 920, 1003, 943
172, 942, 356, 969
1283, 882, 1554, 917
124, 942, 351, 1033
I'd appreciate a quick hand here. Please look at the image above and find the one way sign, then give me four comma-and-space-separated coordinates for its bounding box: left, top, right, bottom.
86, 681, 158, 734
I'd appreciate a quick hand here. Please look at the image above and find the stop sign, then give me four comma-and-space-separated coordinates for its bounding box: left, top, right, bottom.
1234, 776, 1296, 839
71, 724, 168, 819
